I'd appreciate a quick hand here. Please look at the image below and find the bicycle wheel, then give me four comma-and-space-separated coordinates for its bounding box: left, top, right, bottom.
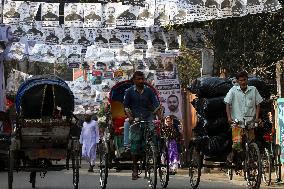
145, 144, 157, 189
261, 147, 271, 186
8, 149, 14, 189
72, 151, 80, 189
159, 140, 169, 188
99, 142, 109, 189
274, 144, 282, 183
244, 142, 262, 189
188, 144, 202, 189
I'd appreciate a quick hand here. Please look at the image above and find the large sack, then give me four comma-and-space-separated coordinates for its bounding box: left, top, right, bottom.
188, 77, 233, 98
191, 96, 226, 119
248, 76, 270, 99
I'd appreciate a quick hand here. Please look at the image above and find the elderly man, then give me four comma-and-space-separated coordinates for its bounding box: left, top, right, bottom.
80, 110, 100, 172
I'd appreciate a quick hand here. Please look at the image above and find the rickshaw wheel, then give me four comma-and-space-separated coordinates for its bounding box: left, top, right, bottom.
99, 141, 109, 189
188, 144, 202, 189
262, 148, 271, 186
8, 149, 14, 189
244, 142, 262, 189
159, 140, 169, 188
145, 144, 157, 189
72, 151, 80, 189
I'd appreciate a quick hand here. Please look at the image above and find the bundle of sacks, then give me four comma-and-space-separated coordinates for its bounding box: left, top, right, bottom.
189, 77, 233, 157
188, 75, 271, 157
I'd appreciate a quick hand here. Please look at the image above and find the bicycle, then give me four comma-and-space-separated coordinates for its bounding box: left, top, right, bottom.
130, 119, 158, 189
231, 117, 262, 189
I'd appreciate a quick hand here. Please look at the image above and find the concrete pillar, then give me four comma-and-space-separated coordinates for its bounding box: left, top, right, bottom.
201, 48, 214, 76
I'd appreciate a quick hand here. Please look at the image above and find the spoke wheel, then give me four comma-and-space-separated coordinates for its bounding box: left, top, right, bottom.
72, 151, 80, 189
188, 145, 201, 189
262, 148, 271, 186
8, 149, 14, 189
159, 141, 169, 188
145, 145, 157, 189
244, 143, 262, 189
99, 142, 109, 189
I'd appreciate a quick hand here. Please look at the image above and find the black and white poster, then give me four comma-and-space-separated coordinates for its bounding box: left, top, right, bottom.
75, 28, 93, 47
64, 3, 84, 28
62, 27, 76, 45
150, 27, 166, 52
154, 2, 169, 26
57, 45, 69, 64
164, 30, 180, 50
42, 3, 60, 27
68, 45, 82, 68
108, 29, 124, 49
133, 29, 149, 50
116, 4, 139, 28
6, 42, 27, 61
83, 3, 103, 28
105, 3, 117, 29
3, 0, 21, 24
44, 27, 64, 45
20, 2, 40, 25
94, 29, 109, 48
136, 0, 155, 27
25, 21, 44, 43
9, 24, 26, 42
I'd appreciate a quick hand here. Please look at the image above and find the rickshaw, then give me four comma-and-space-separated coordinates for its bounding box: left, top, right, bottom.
8, 75, 80, 189
98, 80, 170, 189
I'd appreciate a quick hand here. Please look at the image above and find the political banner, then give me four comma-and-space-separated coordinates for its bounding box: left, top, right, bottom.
64, 3, 84, 28
41, 3, 60, 27
83, 3, 103, 28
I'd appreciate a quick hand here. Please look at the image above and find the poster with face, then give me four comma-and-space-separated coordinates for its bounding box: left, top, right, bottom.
9, 24, 26, 43
74, 28, 93, 47
116, 4, 139, 28
164, 30, 180, 50
43, 27, 64, 45
83, 3, 103, 28
6, 42, 27, 61
41, 3, 60, 27
57, 45, 69, 64
94, 29, 109, 48
171, 0, 188, 25
133, 29, 149, 50
104, 3, 118, 29
25, 21, 44, 42
150, 27, 167, 52
154, 2, 169, 26
41, 44, 61, 63
3, 0, 21, 24
108, 29, 123, 49
68, 45, 82, 68
29, 43, 44, 62
62, 27, 76, 45
64, 3, 84, 28
0, 25, 14, 42
20, 2, 40, 25
136, 0, 155, 27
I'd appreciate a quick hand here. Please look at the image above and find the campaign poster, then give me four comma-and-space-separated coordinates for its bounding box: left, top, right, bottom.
20, 2, 40, 25
116, 4, 139, 28
64, 3, 84, 28
41, 3, 60, 27
83, 3, 103, 28
136, 0, 155, 27
3, 0, 21, 24
277, 98, 284, 163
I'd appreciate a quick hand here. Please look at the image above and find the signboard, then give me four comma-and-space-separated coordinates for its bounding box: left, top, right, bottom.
277, 98, 284, 163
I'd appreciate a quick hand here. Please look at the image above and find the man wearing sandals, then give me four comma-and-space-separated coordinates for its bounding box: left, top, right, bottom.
124, 71, 162, 180
224, 71, 263, 165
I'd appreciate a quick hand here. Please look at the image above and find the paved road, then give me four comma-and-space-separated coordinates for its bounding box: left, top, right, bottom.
1, 166, 282, 189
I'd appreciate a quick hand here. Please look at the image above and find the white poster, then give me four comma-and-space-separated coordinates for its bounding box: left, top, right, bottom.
25, 21, 44, 42
3, 0, 21, 24
154, 57, 182, 119
83, 3, 103, 28
43, 27, 64, 45
62, 27, 76, 45
64, 3, 84, 28
136, 0, 155, 27
57, 45, 69, 64
19, 2, 40, 25
105, 3, 118, 28
6, 42, 27, 61
68, 45, 82, 68
116, 4, 139, 28
42, 3, 60, 27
